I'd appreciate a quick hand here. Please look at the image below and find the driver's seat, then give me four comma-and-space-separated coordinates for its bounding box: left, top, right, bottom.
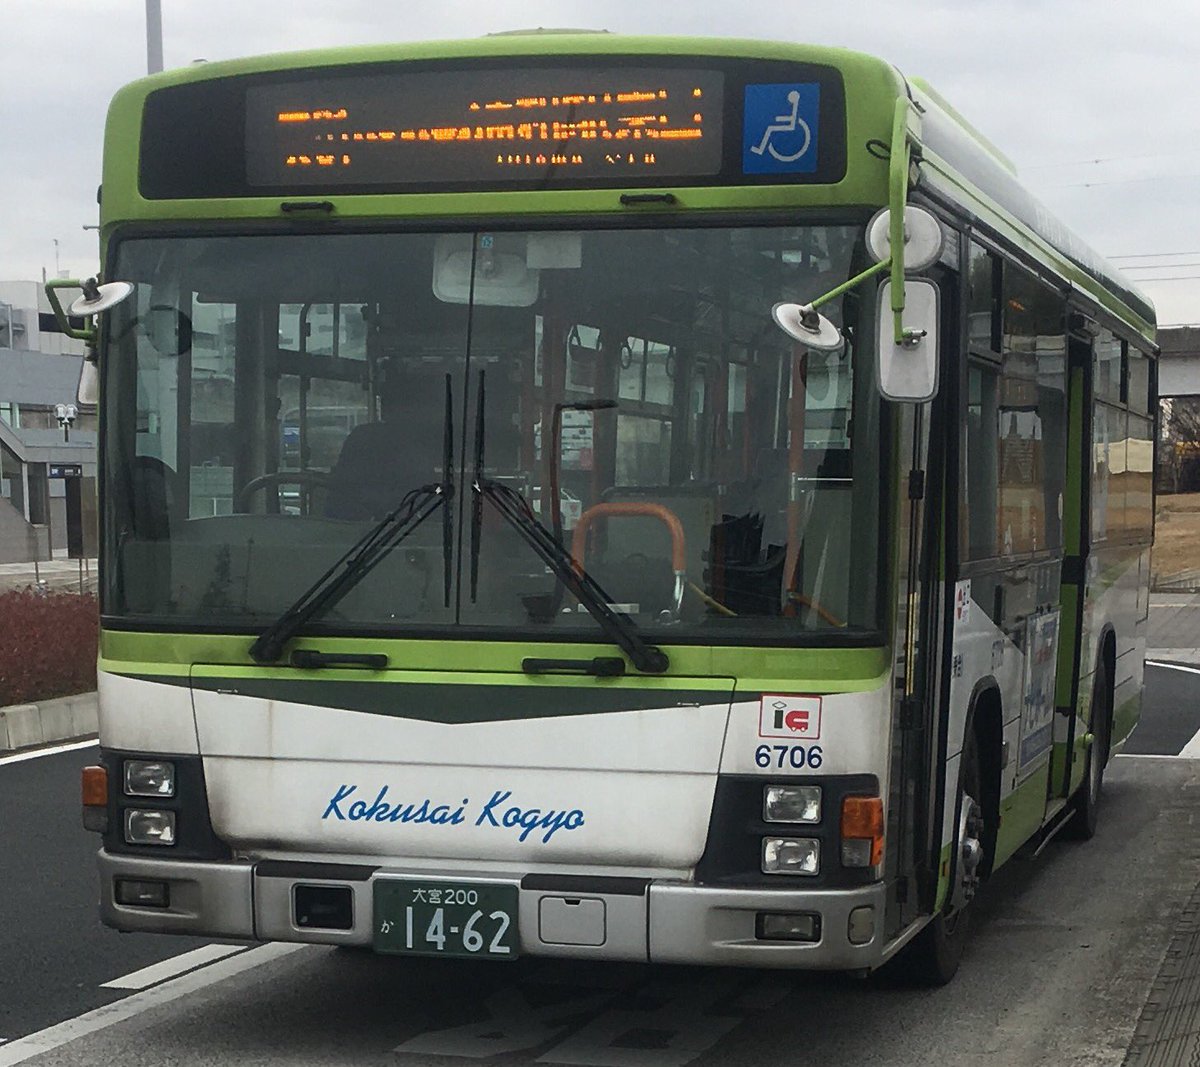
325, 421, 443, 521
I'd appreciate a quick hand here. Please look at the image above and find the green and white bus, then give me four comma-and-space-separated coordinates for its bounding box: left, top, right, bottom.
57, 32, 1156, 984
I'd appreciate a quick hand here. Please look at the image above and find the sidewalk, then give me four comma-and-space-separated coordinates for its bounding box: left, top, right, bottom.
0, 556, 98, 594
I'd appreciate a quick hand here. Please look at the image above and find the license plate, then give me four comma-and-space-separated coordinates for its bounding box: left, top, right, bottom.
373, 880, 519, 958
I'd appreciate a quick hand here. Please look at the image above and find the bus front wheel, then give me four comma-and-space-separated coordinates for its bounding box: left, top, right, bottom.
902, 728, 985, 986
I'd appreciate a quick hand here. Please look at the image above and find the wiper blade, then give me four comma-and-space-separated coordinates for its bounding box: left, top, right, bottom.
467, 369, 666, 674
475, 478, 669, 674
250, 373, 456, 665
249, 482, 446, 664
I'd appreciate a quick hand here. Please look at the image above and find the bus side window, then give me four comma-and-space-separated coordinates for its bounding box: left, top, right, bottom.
965, 360, 1001, 559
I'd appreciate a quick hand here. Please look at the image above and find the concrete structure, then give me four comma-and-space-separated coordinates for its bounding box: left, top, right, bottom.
0, 281, 97, 562
0, 690, 98, 752
1158, 325, 1200, 399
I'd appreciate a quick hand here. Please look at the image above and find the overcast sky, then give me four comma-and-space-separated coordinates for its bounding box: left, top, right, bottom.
3, 0, 1198, 323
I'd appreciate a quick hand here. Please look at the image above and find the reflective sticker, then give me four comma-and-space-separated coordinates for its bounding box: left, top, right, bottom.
758, 695, 821, 740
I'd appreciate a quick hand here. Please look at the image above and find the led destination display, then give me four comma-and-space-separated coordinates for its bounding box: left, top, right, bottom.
245, 68, 725, 188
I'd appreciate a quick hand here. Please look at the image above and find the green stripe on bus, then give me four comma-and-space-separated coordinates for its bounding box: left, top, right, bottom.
100, 630, 892, 691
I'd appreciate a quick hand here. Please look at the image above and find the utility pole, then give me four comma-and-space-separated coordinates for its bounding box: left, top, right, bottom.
146, 0, 164, 75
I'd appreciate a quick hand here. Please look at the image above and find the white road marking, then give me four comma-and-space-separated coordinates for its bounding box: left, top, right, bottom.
1115, 752, 1199, 760
100, 943, 246, 990
0, 942, 306, 1066
1120, 661, 1200, 758
1178, 729, 1200, 760
1146, 660, 1200, 676
0, 738, 97, 767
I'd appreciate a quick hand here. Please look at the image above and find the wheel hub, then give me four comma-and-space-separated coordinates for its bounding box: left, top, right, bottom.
958, 794, 984, 903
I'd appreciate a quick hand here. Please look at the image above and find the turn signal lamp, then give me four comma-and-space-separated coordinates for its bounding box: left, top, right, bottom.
81, 765, 108, 833
841, 795, 884, 868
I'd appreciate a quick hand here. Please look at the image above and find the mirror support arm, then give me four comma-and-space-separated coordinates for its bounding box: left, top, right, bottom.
44, 278, 97, 343
809, 257, 893, 312
888, 96, 922, 345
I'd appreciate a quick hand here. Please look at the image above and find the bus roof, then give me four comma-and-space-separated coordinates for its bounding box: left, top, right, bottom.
100, 34, 1153, 338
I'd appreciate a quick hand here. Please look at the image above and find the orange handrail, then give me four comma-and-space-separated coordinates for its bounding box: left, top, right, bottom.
571, 502, 687, 574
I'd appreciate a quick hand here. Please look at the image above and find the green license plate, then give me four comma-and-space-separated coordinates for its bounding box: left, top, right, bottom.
373, 880, 519, 958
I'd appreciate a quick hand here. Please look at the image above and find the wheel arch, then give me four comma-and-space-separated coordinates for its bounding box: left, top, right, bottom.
962, 677, 1003, 879
1093, 624, 1117, 765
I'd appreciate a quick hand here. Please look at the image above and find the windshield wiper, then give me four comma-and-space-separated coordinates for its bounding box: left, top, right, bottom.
468, 370, 668, 675
249, 375, 455, 664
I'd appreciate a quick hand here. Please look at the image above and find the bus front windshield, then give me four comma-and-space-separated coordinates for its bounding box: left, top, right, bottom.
104, 223, 883, 643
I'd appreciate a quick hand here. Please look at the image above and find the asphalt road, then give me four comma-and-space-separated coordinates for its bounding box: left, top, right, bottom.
0, 662, 1197, 1066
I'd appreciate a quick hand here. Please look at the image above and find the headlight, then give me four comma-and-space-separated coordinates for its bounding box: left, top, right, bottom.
763, 785, 821, 824
124, 760, 175, 798
762, 836, 820, 875
124, 809, 176, 846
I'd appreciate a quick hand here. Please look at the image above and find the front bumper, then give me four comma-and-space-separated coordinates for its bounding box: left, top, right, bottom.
98, 849, 888, 970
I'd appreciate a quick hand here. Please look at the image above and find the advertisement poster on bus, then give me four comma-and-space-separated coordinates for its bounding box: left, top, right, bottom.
1019, 610, 1060, 772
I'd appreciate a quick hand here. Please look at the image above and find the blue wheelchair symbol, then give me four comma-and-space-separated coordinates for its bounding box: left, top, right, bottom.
743, 83, 820, 175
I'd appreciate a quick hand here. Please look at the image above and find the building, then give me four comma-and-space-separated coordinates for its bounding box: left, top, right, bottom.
0, 281, 97, 562
1157, 326, 1200, 493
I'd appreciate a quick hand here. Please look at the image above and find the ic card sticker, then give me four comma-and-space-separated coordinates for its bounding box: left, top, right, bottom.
758, 695, 821, 740
954, 579, 971, 625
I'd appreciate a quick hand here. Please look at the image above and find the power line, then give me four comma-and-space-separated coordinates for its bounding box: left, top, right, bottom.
1024, 146, 1200, 170
1041, 172, 1200, 190
1124, 263, 1200, 272
1110, 250, 1200, 261
1125, 275, 1200, 283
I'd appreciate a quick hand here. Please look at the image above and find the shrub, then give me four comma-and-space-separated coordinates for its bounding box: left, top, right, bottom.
0, 590, 99, 706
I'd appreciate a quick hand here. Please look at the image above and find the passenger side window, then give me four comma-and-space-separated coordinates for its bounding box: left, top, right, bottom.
1092, 336, 1154, 546
965, 360, 1001, 559
962, 259, 1067, 560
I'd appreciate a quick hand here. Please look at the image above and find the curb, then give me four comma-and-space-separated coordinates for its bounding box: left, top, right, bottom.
0, 691, 98, 753
1147, 649, 1200, 667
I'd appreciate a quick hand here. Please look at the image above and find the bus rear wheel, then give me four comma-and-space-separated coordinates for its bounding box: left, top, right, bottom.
1066, 663, 1110, 840
902, 729, 985, 986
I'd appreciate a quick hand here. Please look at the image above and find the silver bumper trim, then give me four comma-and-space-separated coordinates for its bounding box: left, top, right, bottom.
99, 849, 891, 969
649, 881, 889, 969
98, 849, 255, 939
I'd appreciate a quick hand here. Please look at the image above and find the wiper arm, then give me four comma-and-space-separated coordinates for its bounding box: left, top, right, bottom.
250, 374, 456, 665
249, 482, 446, 664
475, 478, 669, 674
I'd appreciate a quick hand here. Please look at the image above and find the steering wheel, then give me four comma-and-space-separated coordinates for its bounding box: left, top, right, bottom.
234, 470, 334, 514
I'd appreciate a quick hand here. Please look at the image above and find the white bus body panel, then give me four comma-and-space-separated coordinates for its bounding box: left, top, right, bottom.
191, 684, 734, 872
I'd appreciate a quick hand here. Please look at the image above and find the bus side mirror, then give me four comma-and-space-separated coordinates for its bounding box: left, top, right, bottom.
77, 357, 99, 410
877, 279, 939, 402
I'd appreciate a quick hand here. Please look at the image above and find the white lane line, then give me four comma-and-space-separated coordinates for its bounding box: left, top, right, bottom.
0, 738, 97, 767
1138, 661, 1200, 756
0, 942, 306, 1066
100, 943, 246, 990
1146, 660, 1200, 675
1116, 752, 1200, 760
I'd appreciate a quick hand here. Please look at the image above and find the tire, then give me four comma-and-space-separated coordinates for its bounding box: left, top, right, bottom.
1065, 663, 1110, 841
900, 729, 985, 986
